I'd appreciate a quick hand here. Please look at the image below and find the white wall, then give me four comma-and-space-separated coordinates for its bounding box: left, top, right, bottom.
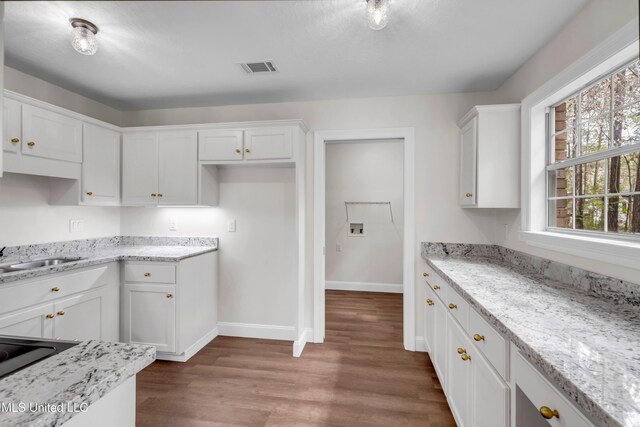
0, 173, 120, 246
325, 140, 403, 285
492, 0, 640, 284
122, 166, 297, 328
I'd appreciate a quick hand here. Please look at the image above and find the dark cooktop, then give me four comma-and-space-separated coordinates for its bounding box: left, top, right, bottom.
0, 336, 78, 379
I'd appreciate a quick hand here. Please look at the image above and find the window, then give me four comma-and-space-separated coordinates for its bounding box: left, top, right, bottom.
547, 59, 640, 237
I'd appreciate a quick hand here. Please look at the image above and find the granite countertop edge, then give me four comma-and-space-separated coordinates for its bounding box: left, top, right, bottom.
0, 246, 218, 285
422, 255, 622, 427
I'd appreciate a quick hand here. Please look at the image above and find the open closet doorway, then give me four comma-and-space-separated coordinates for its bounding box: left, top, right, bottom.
314, 128, 416, 350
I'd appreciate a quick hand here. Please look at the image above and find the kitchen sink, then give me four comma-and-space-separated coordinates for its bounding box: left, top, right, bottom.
0, 257, 85, 273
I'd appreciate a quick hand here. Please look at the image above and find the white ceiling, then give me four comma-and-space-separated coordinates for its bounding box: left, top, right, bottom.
5, 0, 590, 111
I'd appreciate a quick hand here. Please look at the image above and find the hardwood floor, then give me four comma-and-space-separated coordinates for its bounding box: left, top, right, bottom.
136, 290, 455, 426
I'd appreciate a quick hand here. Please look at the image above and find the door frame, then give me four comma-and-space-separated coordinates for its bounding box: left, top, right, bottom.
313, 127, 416, 350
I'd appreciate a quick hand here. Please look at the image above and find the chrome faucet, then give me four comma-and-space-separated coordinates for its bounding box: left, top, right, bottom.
0, 247, 5, 258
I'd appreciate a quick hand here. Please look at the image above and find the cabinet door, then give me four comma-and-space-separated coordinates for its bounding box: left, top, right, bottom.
3, 98, 21, 153
460, 117, 477, 206
433, 297, 447, 385
198, 129, 243, 161
424, 285, 436, 353
158, 130, 198, 205
122, 132, 158, 205
447, 317, 471, 427
470, 348, 509, 427
123, 284, 176, 353
244, 127, 293, 160
21, 104, 82, 162
82, 124, 121, 205
0, 303, 54, 339
53, 288, 107, 341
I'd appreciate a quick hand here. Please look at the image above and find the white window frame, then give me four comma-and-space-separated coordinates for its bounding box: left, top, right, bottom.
519, 18, 640, 269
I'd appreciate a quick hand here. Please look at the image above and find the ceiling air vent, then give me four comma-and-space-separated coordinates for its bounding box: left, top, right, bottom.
239, 61, 278, 74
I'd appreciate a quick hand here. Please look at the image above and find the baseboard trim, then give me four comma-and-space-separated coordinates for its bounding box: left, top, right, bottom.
415, 336, 427, 353
218, 322, 296, 341
325, 281, 403, 293
293, 327, 313, 358
156, 327, 218, 362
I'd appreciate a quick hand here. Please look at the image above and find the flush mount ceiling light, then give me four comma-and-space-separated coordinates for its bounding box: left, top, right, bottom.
366, 0, 390, 30
69, 18, 99, 55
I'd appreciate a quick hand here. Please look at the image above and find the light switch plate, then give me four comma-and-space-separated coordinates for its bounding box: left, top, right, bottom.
169, 219, 177, 232
228, 219, 237, 232
69, 219, 84, 233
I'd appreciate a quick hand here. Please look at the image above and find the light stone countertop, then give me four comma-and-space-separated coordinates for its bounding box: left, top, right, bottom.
0, 340, 155, 427
422, 245, 640, 427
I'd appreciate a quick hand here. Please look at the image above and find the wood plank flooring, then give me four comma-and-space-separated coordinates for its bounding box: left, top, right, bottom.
136, 290, 455, 426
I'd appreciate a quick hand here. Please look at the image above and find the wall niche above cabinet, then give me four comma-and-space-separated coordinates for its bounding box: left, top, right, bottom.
457, 104, 520, 209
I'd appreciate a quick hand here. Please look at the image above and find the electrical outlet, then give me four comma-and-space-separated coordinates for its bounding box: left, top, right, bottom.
169, 219, 177, 232
69, 219, 84, 233
228, 219, 237, 232
336, 244, 342, 252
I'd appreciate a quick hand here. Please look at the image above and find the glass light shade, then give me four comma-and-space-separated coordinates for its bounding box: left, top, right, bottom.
367, 0, 389, 30
71, 26, 98, 55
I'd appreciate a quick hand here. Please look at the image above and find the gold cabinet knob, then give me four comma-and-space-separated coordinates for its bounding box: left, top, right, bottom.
466, 192, 473, 198
473, 334, 485, 342
235, 148, 241, 153
423, 272, 429, 277
57, 311, 65, 316
460, 353, 471, 361
46, 314, 55, 319
86, 191, 93, 196
166, 293, 173, 298
157, 193, 163, 197
245, 148, 251, 153
433, 285, 441, 290
51, 287, 60, 292
10, 138, 19, 144
144, 272, 151, 277
27, 141, 35, 147
449, 303, 457, 310
151, 193, 157, 197
539, 406, 559, 420
457, 347, 466, 354
426, 299, 434, 306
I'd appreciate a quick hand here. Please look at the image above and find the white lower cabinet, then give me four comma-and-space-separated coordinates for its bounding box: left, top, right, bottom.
123, 283, 176, 353
0, 303, 54, 338
53, 288, 110, 342
433, 293, 448, 385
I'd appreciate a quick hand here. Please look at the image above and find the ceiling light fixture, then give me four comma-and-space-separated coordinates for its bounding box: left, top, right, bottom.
366, 0, 390, 30
69, 18, 99, 55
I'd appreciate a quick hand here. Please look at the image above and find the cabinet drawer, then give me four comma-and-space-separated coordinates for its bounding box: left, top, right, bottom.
513, 348, 594, 427
445, 286, 469, 330
0, 266, 109, 315
124, 263, 176, 284
469, 308, 507, 379
422, 265, 448, 302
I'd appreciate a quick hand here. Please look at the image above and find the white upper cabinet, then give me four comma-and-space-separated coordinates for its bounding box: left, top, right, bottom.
244, 127, 293, 160
122, 132, 159, 205
158, 130, 198, 205
82, 124, 121, 206
457, 104, 520, 208
122, 130, 198, 206
3, 97, 21, 154
22, 104, 82, 163
199, 129, 243, 161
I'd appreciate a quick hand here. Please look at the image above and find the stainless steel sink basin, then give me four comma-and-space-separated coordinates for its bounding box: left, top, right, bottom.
4, 258, 84, 271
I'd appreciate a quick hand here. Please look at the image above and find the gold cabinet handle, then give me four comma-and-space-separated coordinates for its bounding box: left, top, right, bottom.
235, 148, 241, 153
433, 285, 441, 290
144, 272, 151, 277
51, 287, 60, 292
157, 193, 163, 197
27, 141, 35, 147
539, 406, 559, 420
46, 314, 55, 319
473, 334, 485, 342
449, 303, 457, 310
460, 353, 471, 361
86, 191, 93, 196
57, 311, 65, 316
423, 272, 429, 277
466, 192, 473, 198
245, 148, 251, 153
166, 293, 173, 298
457, 347, 466, 354
10, 138, 19, 144
151, 193, 157, 197
426, 299, 434, 306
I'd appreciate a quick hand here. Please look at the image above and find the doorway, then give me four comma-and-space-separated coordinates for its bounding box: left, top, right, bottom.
313, 128, 416, 350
